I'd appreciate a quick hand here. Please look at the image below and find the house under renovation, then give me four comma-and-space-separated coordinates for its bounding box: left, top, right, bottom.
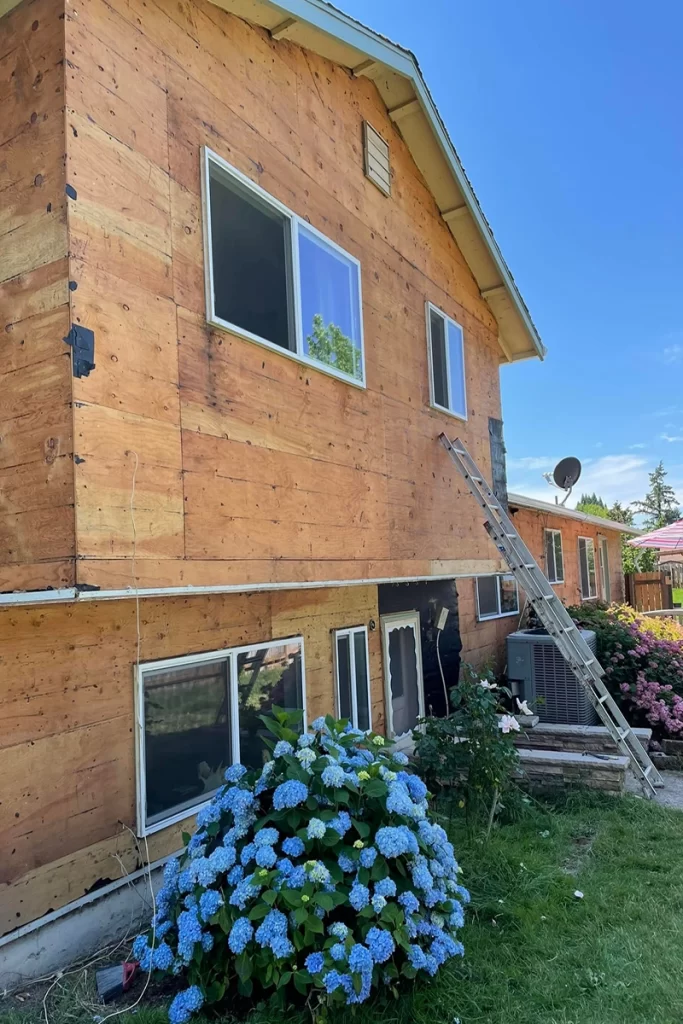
0, 0, 548, 978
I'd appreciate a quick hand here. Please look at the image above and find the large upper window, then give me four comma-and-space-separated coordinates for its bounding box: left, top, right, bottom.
476, 574, 519, 620
136, 637, 305, 835
544, 528, 565, 584
334, 626, 372, 731
578, 537, 598, 600
426, 302, 467, 419
203, 148, 364, 385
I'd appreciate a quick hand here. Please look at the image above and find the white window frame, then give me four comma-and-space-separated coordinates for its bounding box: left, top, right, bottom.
578, 537, 598, 600
333, 625, 372, 731
201, 147, 366, 388
475, 574, 520, 621
426, 301, 468, 420
544, 528, 565, 584
134, 636, 307, 837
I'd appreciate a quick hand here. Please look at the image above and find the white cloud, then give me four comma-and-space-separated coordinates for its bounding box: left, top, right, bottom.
629, 443, 646, 450
506, 456, 557, 472
661, 433, 683, 443
662, 344, 683, 364
509, 453, 683, 510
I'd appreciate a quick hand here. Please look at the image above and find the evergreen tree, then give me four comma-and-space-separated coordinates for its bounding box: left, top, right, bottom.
631, 462, 681, 530
577, 492, 608, 509
576, 493, 609, 518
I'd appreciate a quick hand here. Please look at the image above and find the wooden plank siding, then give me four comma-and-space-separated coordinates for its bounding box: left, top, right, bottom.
59, 0, 505, 591
0, 0, 74, 590
0, 585, 382, 935
458, 510, 627, 671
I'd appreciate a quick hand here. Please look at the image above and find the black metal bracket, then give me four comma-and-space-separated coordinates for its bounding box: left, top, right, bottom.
63, 325, 95, 378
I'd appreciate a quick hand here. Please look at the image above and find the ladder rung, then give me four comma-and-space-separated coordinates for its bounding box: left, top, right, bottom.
618, 728, 629, 740
598, 693, 610, 705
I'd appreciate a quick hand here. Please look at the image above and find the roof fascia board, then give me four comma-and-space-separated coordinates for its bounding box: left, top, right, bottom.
508, 492, 640, 535
256, 0, 545, 361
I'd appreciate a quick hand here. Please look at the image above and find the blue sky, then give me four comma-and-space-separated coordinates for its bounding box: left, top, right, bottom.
340, 0, 683, 510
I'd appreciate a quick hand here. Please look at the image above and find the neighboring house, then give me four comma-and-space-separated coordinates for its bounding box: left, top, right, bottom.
458, 493, 640, 668
0, 0, 545, 957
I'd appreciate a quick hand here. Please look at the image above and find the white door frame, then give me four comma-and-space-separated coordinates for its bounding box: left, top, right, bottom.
599, 535, 611, 603
380, 610, 425, 745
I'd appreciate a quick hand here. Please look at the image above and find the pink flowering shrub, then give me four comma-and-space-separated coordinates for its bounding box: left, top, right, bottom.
568, 603, 683, 737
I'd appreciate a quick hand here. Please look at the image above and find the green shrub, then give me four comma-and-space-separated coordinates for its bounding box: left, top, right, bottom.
413, 664, 522, 822
133, 711, 469, 1022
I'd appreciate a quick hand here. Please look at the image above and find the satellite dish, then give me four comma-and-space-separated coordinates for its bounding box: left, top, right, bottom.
553, 457, 582, 490
551, 457, 581, 505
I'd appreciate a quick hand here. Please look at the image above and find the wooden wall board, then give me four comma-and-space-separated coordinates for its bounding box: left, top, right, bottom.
0, 583, 381, 925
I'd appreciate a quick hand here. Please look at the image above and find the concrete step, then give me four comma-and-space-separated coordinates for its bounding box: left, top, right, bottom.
517, 747, 629, 795
513, 722, 652, 756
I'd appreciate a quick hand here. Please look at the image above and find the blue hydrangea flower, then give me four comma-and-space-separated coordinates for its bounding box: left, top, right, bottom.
306, 860, 331, 885
338, 853, 355, 873
296, 747, 316, 770
287, 865, 307, 888
307, 817, 327, 840
273, 739, 294, 758
196, 802, 222, 828
408, 943, 427, 970
256, 845, 277, 869
329, 811, 351, 836
448, 902, 465, 929
183, 895, 197, 910
348, 943, 373, 974
375, 878, 397, 898
227, 864, 244, 886
424, 953, 438, 976
254, 827, 279, 847
255, 908, 291, 957
132, 935, 149, 961
229, 878, 261, 910
375, 825, 419, 858
392, 751, 409, 766
273, 780, 308, 810
305, 952, 325, 974
298, 733, 315, 748
412, 857, 435, 893
198, 888, 223, 922
349, 881, 370, 911
271, 934, 295, 958
330, 942, 346, 961
150, 942, 174, 971
311, 716, 327, 731
177, 908, 202, 963
406, 774, 428, 802
321, 763, 345, 788
240, 843, 256, 866
228, 916, 253, 953
371, 894, 386, 913
163, 858, 180, 885
153, 919, 172, 940
359, 846, 377, 868
282, 836, 305, 858
366, 926, 395, 963
225, 764, 247, 783
398, 890, 420, 915
323, 969, 351, 995
168, 985, 204, 1024
208, 844, 235, 875
329, 921, 350, 940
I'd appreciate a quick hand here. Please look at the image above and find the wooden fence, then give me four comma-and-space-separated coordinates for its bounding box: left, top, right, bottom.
625, 572, 674, 612
660, 561, 683, 592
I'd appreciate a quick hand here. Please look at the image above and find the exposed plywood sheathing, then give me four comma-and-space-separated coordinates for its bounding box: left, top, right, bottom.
0, 586, 382, 935
0, 0, 75, 592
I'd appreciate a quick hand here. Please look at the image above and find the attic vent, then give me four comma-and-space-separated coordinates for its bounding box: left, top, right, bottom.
362, 121, 391, 196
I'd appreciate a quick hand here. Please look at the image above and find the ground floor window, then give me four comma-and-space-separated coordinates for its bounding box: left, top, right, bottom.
476, 574, 520, 620
136, 637, 305, 834
334, 626, 372, 731
578, 537, 598, 599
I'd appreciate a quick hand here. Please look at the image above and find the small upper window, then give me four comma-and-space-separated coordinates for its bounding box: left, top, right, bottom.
578, 537, 598, 599
137, 637, 305, 835
476, 574, 519, 620
426, 303, 467, 419
544, 529, 564, 584
334, 626, 372, 731
203, 148, 364, 385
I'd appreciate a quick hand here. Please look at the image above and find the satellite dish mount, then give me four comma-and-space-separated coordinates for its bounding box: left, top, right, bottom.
544, 457, 582, 506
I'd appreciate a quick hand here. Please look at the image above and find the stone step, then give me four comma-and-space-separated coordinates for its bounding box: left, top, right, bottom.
513, 722, 651, 756
517, 747, 629, 795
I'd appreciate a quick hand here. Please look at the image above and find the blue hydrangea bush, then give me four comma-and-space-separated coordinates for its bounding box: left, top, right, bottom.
133, 710, 468, 1022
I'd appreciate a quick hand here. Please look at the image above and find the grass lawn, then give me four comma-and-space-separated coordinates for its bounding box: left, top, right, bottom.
673, 587, 683, 606
3, 793, 683, 1024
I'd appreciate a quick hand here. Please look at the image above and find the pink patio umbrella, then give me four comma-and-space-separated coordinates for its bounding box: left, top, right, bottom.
628, 520, 683, 551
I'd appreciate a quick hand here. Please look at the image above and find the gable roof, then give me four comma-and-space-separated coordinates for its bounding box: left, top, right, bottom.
210, 0, 546, 363
508, 493, 641, 535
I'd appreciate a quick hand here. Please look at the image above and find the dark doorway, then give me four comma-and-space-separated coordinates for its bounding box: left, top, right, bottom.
378, 580, 461, 719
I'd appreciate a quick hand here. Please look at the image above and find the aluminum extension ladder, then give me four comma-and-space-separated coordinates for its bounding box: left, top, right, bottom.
440, 433, 664, 797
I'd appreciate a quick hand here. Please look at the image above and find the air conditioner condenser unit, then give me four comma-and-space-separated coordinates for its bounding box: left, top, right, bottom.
506, 627, 598, 726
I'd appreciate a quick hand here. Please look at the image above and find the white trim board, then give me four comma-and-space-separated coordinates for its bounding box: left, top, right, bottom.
0, 571, 504, 610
